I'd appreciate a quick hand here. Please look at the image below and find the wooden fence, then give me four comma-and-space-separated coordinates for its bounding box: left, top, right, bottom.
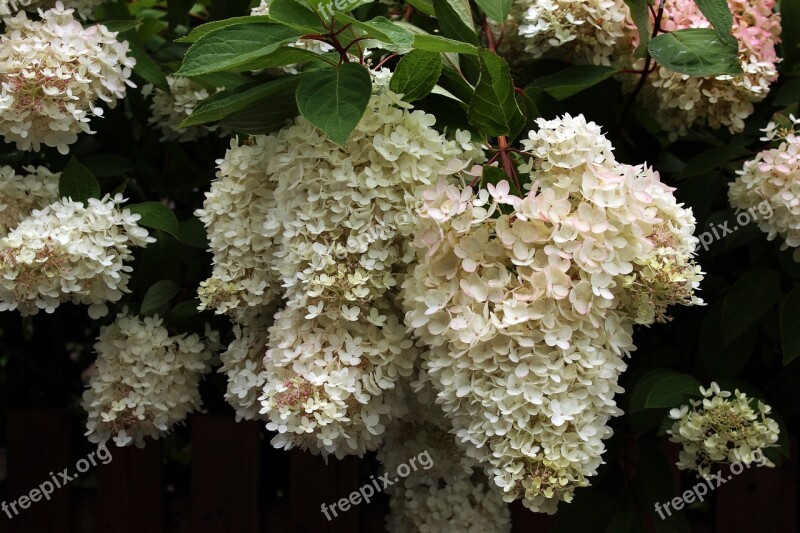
0, 409, 795, 532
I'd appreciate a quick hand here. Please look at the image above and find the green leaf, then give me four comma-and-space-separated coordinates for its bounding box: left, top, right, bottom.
432, 0, 479, 46
334, 14, 415, 53
103, 20, 141, 33
179, 217, 209, 249
624, 0, 652, 57
406, 0, 435, 16
474, 0, 512, 22
468, 49, 525, 137
780, 286, 800, 365
269, 0, 327, 33
389, 50, 443, 101
124, 38, 169, 91
629, 369, 702, 412
220, 90, 300, 134
412, 34, 478, 54
128, 202, 181, 240
296, 63, 372, 146
176, 24, 302, 76
648, 28, 743, 76
693, 0, 734, 42
181, 75, 304, 127
141, 280, 181, 317
722, 269, 782, 344
176, 15, 273, 43
529, 65, 618, 100
59, 158, 101, 203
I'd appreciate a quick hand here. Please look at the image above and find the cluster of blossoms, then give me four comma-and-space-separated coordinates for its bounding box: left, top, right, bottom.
143, 76, 226, 142
0, 3, 136, 154
199, 72, 483, 457
729, 117, 800, 261
0, 165, 59, 234
378, 385, 511, 533
0, 0, 106, 18
401, 114, 703, 512
502, 0, 630, 66
0, 194, 153, 317
82, 313, 220, 447
667, 382, 780, 477
622, 0, 781, 137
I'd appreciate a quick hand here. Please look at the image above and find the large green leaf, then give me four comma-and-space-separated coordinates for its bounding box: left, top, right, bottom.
412, 34, 478, 54
295, 63, 372, 145
389, 50, 443, 101
529, 65, 618, 100
468, 49, 525, 137
780, 286, 800, 365
474, 0, 512, 22
128, 202, 181, 240
648, 28, 742, 76
181, 75, 304, 127
141, 280, 181, 317
176, 24, 302, 76
175, 15, 272, 43
334, 14, 415, 53
59, 158, 101, 203
221, 89, 300, 134
629, 369, 702, 412
269, 0, 326, 33
693, 0, 734, 42
722, 269, 782, 344
432, 0, 479, 46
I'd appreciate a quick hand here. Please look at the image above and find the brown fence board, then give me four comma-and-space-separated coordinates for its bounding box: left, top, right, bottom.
96, 440, 163, 533
2, 409, 71, 533
290, 449, 360, 533
190, 415, 260, 533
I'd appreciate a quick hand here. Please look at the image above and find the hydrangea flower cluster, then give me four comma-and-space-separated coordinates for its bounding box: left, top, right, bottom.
401, 114, 703, 513
143, 76, 226, 142
1, 0, 106, 18
667, 382, 780, 477
623, 0, 781, 137
260, 303, 415, 457
378, 385, 511, 533
0, 194, 154, 317
199, 72, 483, 457
0, 3, 136, 154
504, 0, 629, 65
0, 165, 59, 235
82, 313, 220, 448
729, 117, 800, 261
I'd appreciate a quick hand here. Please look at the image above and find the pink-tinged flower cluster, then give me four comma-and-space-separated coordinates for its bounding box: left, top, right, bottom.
401, 114, 703, 513
622, 0, 780, 137
0, 2, 136, 154
729, 117, 800, 261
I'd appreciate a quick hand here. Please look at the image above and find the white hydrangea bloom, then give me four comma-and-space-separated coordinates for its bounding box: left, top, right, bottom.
0, 194, 154, 317
379, 384, 511, 533
0, 165, 60, 235
1, 0, 106, 19
401, 114, 703, 513
668, 382, 780, 477
623, 0, 781, 137
504, 0, 630, 65
82, 313, 220, 448
729, 120, 800, 261
218, 309, 273, 421
0, 2, 136, 154
143, 76, 227, 142
259, 302, 416, 458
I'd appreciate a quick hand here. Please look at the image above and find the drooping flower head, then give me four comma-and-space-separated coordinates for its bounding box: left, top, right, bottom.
0, 2, 136, 153
82, 313, 220, 447
667, 382, 780, 477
